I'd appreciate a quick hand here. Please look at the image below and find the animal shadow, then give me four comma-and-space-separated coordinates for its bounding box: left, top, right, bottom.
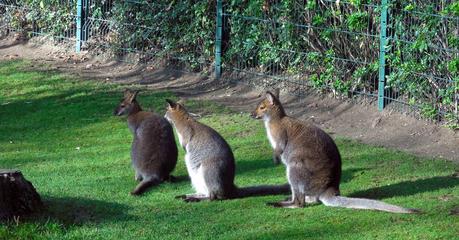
348, 175, 459, 199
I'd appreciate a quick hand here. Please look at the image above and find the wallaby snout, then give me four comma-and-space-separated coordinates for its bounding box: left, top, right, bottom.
113, 106, 124, 116
113, 89, 139, 117
250, 111, 261, 119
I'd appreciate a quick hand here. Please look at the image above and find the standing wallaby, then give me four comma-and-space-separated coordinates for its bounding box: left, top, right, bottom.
251, 91, 418, 213
164, 99, 290, 202
114, 89, 178, 195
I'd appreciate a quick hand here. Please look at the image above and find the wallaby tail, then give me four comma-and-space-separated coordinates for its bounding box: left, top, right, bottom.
319, 195, 419, 214
131, 178, 160, 196
234, 184, 291, 199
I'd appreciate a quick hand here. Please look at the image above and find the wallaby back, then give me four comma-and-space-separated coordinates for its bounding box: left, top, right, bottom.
114, 90, 178, 195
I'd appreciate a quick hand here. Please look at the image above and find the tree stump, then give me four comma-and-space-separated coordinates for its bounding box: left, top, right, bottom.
0, 169, 43, 220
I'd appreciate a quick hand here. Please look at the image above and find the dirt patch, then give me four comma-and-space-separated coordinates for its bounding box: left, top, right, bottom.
1, 36, 458, 162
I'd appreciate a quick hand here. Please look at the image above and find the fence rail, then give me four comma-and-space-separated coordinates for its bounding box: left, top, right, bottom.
0, 0, 458, 126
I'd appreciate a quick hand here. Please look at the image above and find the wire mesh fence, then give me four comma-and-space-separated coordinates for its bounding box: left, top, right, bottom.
0, 0, 77, 41
385, 0, 459, 122
221, 0, 381, 99
220, 0, 458, 125
78, 0, 213, 69
0, 0, 457, 125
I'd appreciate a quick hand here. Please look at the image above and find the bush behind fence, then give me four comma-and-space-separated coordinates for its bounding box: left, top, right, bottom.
0, 0, 458, 127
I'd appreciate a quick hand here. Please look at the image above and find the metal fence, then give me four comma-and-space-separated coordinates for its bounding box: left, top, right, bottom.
219, 0, 381, 95
0, 0, 458, 124
217, 0, 458, 123
0, 0, 77, 42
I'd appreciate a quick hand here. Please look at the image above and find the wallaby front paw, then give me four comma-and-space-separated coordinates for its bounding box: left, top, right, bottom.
273, 153, 281, 165
135, 173, 143, 182
273, 148, 284, 165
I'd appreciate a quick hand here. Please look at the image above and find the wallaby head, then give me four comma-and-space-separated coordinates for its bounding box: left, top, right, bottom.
164, 99, 190, 124
251, 91, 285, 120
113, 89, 140, 116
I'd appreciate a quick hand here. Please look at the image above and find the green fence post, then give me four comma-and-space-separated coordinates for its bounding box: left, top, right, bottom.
378, 0, 389, 111
76, 0, 82, 52
215, 0, 223, 79
76, 0, 89, 52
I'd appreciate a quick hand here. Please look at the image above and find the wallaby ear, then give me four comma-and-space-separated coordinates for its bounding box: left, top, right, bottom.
128, 90, 139, 103
166, 99, 177, 109
124, 89, 132, 98
273, 88, 280, 98
266, 91, 276, 105
177, 98, 186, 105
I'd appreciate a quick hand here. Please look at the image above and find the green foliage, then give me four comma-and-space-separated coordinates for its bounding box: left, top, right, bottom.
387, 1, 458, 122
109, 1, 214, 70
444, 1, 459, 15
223, 0, 380, 97
347, 12, 369, 31
7, 0, 76, 39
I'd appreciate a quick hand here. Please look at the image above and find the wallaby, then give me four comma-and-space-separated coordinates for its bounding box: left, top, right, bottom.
164, 99, 290, 202
114, 89, 178, 195
251, 91, 418, 213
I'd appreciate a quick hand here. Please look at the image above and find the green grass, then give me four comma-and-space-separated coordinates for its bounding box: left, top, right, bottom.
0, 60, 458, 240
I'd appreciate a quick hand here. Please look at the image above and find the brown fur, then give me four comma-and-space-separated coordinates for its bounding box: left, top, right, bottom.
251, 91, 418, 213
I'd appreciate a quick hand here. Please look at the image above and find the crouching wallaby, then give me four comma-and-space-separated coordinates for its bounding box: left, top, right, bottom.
164, 99, 290, 202
251, 91, 419, 213
114, 89, 178, 195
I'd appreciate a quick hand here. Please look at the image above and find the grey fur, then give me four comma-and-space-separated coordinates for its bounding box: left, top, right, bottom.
165, 99, 290, 202
114, 90, 178, 195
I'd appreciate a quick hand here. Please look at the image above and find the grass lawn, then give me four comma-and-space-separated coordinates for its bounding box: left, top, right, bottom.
0, 59, 458, 240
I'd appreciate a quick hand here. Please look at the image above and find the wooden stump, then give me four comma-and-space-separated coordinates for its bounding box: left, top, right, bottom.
0, 169, 43, 220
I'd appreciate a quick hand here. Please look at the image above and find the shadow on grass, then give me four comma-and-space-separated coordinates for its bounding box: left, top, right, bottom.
348, 175, 459, 199
39, 196, 132, 226
341, 167, 369, 183
236, 158, 278, 175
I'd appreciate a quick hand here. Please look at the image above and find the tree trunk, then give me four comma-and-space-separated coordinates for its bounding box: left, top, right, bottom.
0, 169, 43, 220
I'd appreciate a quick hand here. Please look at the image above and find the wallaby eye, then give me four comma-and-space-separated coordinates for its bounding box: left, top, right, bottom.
259, 105, 266, 110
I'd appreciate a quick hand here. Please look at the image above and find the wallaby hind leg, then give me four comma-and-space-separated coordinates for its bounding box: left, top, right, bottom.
131, 176, 160, 196
305, 195, 319, 204
275, 187, 295, 205
268, 187, 305, 208
175, 193, 209, 202
202, 165, 227, 200
282, 195, 319, 204
175, 193, 206, 199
